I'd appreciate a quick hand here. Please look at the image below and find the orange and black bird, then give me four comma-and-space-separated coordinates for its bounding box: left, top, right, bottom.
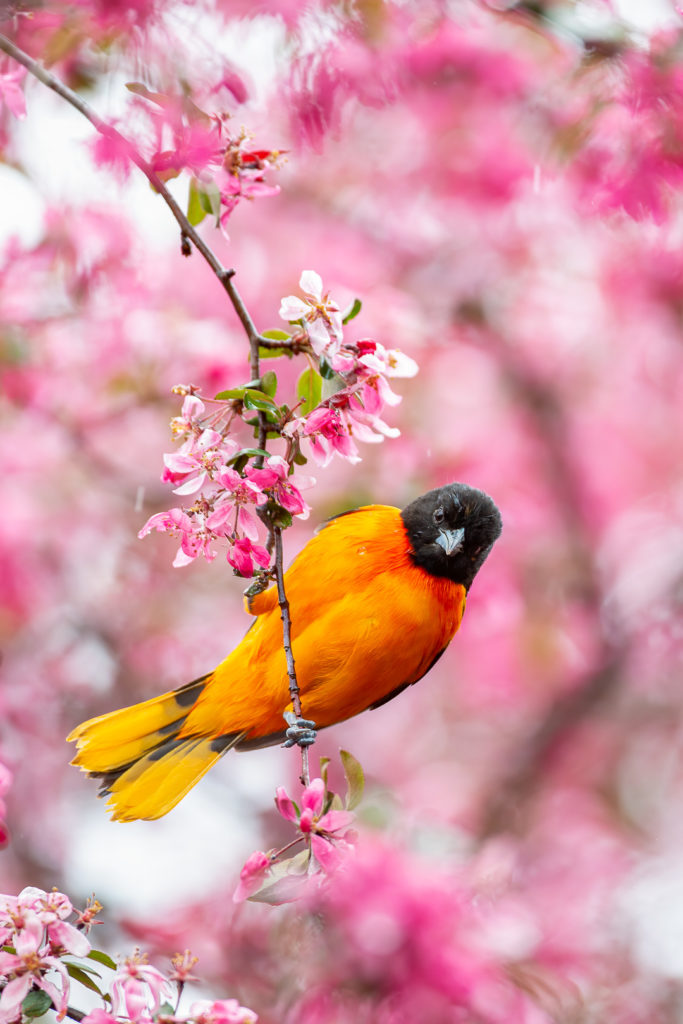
68, 482, 502, 821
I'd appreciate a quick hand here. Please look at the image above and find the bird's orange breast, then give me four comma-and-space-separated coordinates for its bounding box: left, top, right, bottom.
182, 505, 466, 740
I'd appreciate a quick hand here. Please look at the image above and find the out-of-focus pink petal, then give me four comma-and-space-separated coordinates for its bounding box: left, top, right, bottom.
318, 809, 356, 834
233, 851, 271, 903
275, 787, 298, 822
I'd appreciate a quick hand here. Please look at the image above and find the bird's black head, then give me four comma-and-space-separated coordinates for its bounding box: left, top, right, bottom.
401, 483, 502, 590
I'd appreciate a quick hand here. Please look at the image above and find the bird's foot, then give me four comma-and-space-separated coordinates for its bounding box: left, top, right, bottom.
282, 711, 317, 748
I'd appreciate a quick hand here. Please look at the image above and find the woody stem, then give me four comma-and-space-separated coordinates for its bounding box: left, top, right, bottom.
273, 526, 310, 786
0, 32, 307, 773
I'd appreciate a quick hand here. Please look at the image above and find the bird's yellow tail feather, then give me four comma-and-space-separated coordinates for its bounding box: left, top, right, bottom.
67, 675, 246, 821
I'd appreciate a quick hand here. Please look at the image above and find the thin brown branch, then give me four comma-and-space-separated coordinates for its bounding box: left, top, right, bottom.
0, 32, 309, 780
273, 526, 309, 786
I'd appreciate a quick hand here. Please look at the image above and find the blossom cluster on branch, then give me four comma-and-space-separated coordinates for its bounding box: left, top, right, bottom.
139, 271, 417, 574
0, 888, 256, 1024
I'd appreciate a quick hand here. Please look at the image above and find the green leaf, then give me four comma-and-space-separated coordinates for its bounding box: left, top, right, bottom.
296, 368, 322, 416
187, 178, 207, 227
329, 792, 344, 811
340, 749, 365, 810
293, 450, 308, 466
259, 346, 291, 360
248, 850, 311, 906
215, 386, 246, 400
125, 82, 168, 106
198, 181, 221, 223
342, 298, 362, 324
270, 505, 293, 530
319, 756, 330, 788
87, 949, 117, 970
159, 1003, 176, 1016
63, 960, 101, 978
260, 371, 278, 397
261, 329, 291, 341
22, 991, 52, 1018
227, 447, 270, 465
319, 356, 335, 380
64, 963, 105, 996
243, 389, 278, 413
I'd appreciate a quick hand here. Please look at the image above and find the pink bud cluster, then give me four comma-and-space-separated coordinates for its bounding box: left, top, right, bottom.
0, 887, 91, 1024
234, 776, 357, 903
279, 271, 418, 467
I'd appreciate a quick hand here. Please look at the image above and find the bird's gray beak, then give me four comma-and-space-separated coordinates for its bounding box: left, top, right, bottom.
435, 526, 465, 556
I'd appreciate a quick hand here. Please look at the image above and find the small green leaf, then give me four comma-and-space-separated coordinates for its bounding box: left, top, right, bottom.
248, 850, 311, 905
260, 371, 278, 397
159, 1003, 176, 1016
342, 298, 362, 324
87, 949, 117, 970
271, 506, 293, 530
125, 82, 168, 106
319, 756, 330, 787
22, 991, 52, 1018
227, 447, 270, 465
296, 368, 323, 416
65, 963, 105, 996
198, 181, 221, 222
187, 178, 207, 227
340, 749, 365, 810
319, 356, 335, 380
63, 960, 101, 978
243, 389, 278, 413
293, 450, 308, 466
329, 792, 344, 811
262, 329, 291, 341
215, 386, 246, 401
259, 346, 291, 360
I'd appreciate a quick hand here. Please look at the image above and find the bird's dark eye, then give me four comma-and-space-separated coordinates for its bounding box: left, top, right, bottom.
433, 506, 445, 525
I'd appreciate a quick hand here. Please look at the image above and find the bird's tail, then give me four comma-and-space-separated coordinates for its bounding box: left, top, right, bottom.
67, 675, 246, 822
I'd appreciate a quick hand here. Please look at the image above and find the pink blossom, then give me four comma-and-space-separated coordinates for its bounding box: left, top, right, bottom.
302, 406, 360, 467
189, 999, 257, 1024
246, 456, 312, 518
206, 467, 268, 540
226, 537, 270, 577
356, 339, 419, 379
137, 508, 208, 568
162, 429, 234, 495
91, 131, 133, 181
81, 1012, 117, 1024
0, 914, 70, 1023
233, 851, 271, 903
275, 778, 355, 874
279, 270, 343, 356
110, 956, 170, 1023
217, 168, 280, 227
0, 67, 26, 121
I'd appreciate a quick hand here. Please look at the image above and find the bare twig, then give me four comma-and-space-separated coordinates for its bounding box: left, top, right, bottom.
274, 526, 310, 786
